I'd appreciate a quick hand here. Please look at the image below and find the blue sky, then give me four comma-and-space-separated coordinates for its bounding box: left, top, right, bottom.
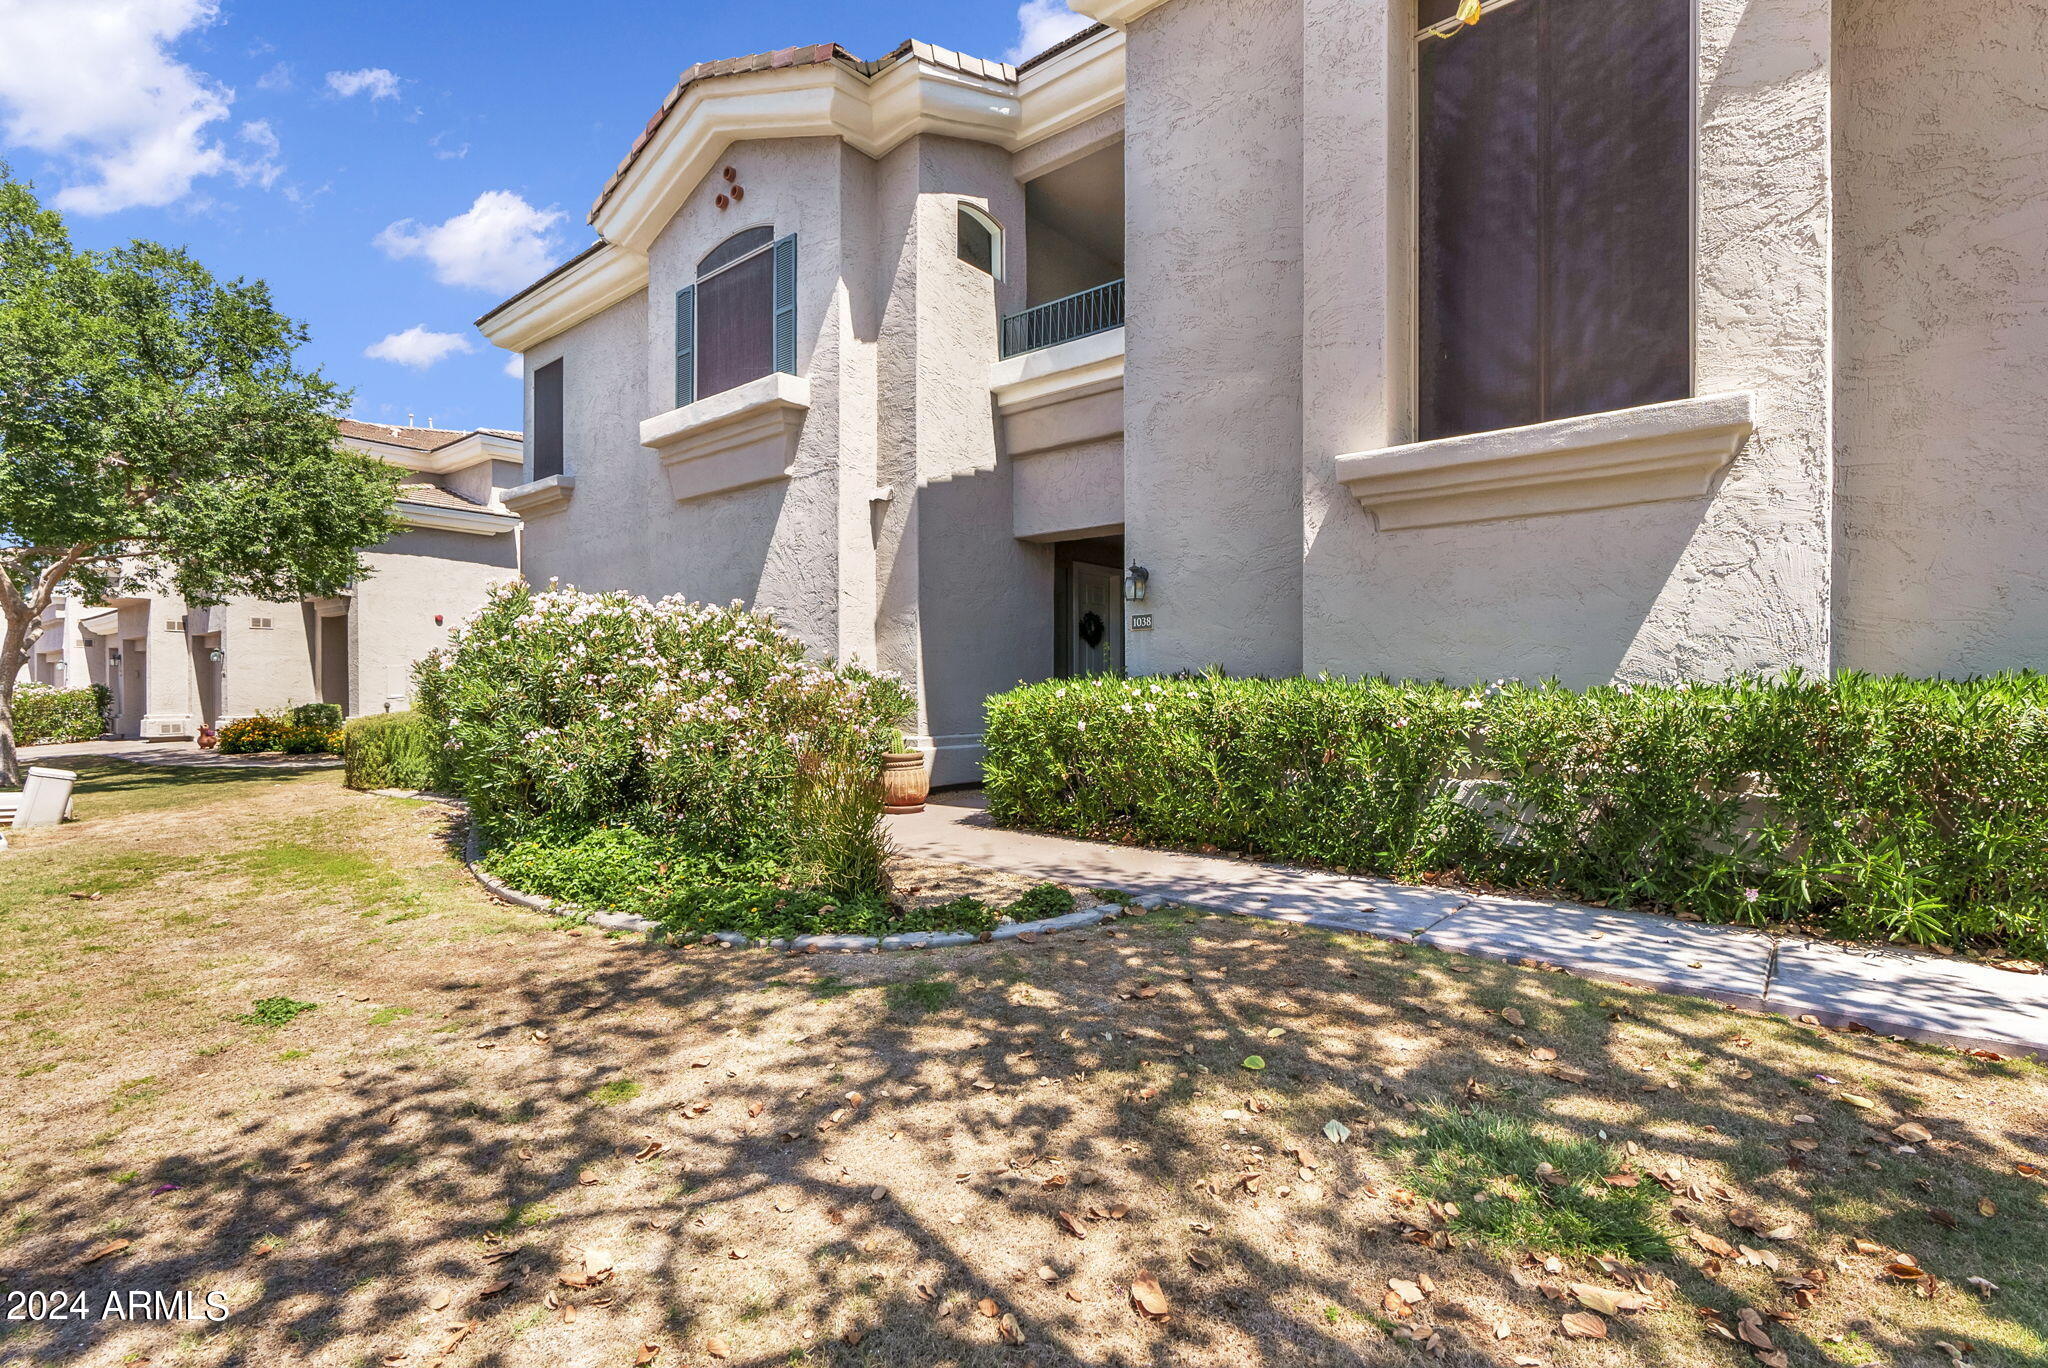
0, 0, 1092, 434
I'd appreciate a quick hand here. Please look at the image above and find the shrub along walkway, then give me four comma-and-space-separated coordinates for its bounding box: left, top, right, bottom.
890, 795, 2048, 1059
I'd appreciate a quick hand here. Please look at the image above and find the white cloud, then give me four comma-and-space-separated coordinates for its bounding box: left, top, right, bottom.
365, 326, 474, 370
502, 353, 523, 380
0, 0, 281, 214
374, 190, 566, 294
1006, 0, 1092, 63
254, 61, 293, 92
233, 119, 282, 189
326, 67, 400, 101
364, 327, 471, 370
429, 131, 469, 161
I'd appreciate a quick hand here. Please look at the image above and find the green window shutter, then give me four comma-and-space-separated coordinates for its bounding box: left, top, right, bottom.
674, 285, 696, 408
772, 235, 798, 376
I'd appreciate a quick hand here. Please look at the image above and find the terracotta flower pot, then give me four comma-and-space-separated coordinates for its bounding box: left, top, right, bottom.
881, 751, 930, 814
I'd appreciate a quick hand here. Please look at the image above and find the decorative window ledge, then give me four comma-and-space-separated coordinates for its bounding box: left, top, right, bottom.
640, 372, 810, 503
501, 474, 577, 517
1335, 392, 1756, 532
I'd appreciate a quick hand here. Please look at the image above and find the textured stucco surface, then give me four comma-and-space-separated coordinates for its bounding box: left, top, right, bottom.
1833, 0, 2048, 674
1121, 0, 1304, 679
513, 129, 1057, 782
1300, 0, 1836, 686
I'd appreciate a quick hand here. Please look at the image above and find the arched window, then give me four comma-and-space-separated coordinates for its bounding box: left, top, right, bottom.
957, 203, 1003, 280
675, 227, 798, 407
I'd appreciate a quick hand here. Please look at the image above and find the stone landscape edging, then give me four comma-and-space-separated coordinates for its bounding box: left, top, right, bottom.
458, 817, 1137, 951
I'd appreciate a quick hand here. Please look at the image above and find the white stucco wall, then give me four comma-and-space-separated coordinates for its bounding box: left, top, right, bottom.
1833, 0, 2048, 675
1121, 0, 1305, 680
353, 528, 522, 713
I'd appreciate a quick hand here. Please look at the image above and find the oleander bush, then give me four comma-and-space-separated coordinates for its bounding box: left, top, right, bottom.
342, 711, 448, 792
12, 682, 110, 745
291, 702, 344, 729
982, 671, 2048, 958
416, 584, 934, 936
217, 710, 343, 756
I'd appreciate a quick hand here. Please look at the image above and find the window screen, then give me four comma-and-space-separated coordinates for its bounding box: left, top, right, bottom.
679, 230, 797, 406
1417, 0, 1692, 442
532, 358, 564, 480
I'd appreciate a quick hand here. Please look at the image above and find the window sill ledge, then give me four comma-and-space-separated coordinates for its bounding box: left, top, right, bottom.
501, 474, 576, 517
640, 372, 811, 503
1335, 392, 1756, 531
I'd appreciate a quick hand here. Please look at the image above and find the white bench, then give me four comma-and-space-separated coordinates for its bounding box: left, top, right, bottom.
0, 766, 77, 828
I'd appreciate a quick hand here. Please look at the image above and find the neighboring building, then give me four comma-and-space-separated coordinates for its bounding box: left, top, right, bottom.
24, 422, 523, 740
478, 0, 2048, 784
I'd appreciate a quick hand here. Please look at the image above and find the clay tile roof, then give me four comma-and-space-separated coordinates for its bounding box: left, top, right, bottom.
587, 37, 1034, 225
338, 418, 472, 451
395, 482, 486, 511
339, 419, 525, 453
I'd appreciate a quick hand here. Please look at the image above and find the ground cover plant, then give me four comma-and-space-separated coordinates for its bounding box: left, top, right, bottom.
0, 763, 2042, 1368
983, 672, 2048, 959
341, 710, 447, 792
414, 584, 938, 938
9, 682, 109, 745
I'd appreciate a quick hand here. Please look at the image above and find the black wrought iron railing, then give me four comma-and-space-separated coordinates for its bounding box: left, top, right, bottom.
1000, 278, 1125, 359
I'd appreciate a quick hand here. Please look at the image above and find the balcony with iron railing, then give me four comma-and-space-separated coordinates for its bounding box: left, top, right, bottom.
1000, 278, 1125, 359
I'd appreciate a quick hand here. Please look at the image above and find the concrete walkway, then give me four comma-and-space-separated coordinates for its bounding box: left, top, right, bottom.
889, 794, 2048, 1058
19, 739, 341, 770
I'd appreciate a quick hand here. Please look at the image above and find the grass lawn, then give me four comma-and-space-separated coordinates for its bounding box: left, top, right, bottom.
0, 761, 2043, 1368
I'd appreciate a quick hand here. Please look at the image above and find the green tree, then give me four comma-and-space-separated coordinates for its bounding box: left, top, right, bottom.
0, 169, 398, 785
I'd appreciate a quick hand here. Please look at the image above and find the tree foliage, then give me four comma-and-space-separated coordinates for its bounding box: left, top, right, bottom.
0, 167, 398, 782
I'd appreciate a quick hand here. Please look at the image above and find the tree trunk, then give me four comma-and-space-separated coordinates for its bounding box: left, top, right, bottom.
0, 624, 24, 790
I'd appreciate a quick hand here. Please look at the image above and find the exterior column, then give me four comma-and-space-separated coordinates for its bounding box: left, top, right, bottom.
1299, 0, 1405, 676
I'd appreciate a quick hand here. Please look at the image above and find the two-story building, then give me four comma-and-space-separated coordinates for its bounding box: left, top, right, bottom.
479, 0, 2047, 784
26, 421, 524, 739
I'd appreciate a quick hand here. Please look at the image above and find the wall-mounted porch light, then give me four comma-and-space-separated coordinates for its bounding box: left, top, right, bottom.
1124, 563, 1150, 603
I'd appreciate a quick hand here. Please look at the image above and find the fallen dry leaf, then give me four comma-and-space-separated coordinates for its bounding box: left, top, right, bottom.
1130, 1273, 1170, 1319
705, 1336, 729, 1360
1560, 1311, 1607, 1339
1893, 1121, 1934, 1144
1569, 1284, 1647, 1317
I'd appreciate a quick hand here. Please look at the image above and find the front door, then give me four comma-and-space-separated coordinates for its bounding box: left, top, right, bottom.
1069, 562, 1124, 677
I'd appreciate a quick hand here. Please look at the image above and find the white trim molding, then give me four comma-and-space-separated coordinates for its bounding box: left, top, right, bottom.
990, 326, 1126, 413
592, 37, 1123, 256
501, 474, 578, 518
1072, 0, 1179, 28
478, 244, 650, 352
641, 372, 812, 503
395, 499, 523, 537
1335, 392, 1756, 531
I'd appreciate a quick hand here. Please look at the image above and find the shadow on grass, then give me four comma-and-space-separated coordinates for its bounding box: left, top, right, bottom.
2, 808, 2042, 1368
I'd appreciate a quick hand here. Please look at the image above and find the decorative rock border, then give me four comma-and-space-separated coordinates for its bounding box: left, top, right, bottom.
461, 820, 1159, 952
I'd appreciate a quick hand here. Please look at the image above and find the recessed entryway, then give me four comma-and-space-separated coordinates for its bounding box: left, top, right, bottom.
1053, 534, 1124, 678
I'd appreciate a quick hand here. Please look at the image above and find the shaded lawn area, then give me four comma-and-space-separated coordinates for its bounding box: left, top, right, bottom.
0, 763, 2043, 1368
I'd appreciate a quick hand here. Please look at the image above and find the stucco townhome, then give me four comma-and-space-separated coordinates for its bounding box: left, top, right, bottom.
24, 422, 524, 739
478, 0, 2048, 784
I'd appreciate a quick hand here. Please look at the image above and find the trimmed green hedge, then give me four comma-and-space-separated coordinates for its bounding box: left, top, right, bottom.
982, 672, 2048, 958
12, 683, 111, 745
342, 711, 448, 792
